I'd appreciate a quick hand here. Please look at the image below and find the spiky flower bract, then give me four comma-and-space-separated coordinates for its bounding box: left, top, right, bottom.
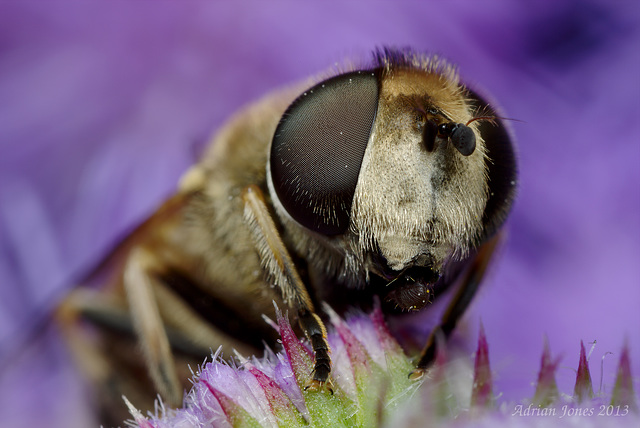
127, 308, 639, 428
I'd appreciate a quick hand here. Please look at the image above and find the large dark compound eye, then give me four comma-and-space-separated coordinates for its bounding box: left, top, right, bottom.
270, 71, 379, 235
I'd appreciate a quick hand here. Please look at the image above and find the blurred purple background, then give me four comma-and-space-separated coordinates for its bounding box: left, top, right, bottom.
1, 2, 638, 426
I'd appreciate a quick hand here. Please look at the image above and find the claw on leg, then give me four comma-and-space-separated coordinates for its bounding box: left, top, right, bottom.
411, 233, 502, 381
304, 378, 334, 395
408, 368, 426, 381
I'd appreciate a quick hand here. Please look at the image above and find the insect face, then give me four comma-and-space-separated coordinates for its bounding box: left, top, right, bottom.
60, 48, 517, 422
268, 60, 493, 312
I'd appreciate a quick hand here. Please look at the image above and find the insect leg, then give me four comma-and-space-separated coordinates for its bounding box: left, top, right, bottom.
151, 280, 256, 358
298, 309, 332, 391
57, 288, 128, 406
123, 246, 182, 406
58, 287, 167, 423
242, 184, 333, 390
411, 232, 503, 379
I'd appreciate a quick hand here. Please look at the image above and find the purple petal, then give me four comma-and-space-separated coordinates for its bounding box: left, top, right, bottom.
247, 365, 306, 425
272, 354, 308, 418
370, 303, 407, 359
201, 380, 260, 427
327, 307, 373, 376
191, 380, 231, 428
199, 362, 275, 425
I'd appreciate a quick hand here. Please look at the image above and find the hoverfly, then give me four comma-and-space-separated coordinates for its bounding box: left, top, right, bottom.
58, 47, 517, 424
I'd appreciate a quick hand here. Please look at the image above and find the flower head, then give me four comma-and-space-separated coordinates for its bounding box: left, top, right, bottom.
1, 2, 638, 428
127, 308, 639, 428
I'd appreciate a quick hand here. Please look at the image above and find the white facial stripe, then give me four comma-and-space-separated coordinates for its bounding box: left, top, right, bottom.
350, 71, 488, 271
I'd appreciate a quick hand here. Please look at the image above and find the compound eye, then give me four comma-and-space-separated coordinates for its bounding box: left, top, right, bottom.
270, 71, 379, 235
450, 124, 476, 156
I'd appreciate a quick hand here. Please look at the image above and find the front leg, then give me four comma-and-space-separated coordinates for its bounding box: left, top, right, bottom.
242, 185, 333, 391
410, 232, 503, 379
297, 309, 331, 391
